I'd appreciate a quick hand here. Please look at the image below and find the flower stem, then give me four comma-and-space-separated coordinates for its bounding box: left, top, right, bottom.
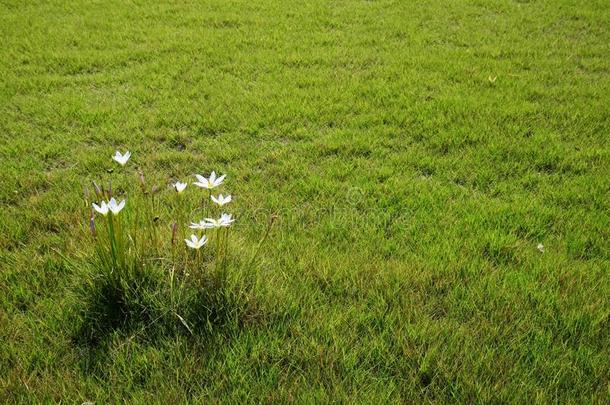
106, 214, 118, 280
247, 214, 277, 270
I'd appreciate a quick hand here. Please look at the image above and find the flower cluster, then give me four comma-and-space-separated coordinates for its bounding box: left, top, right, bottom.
186, 172, 234, 249
82, 148, 262, 338
90, 150, 236, 252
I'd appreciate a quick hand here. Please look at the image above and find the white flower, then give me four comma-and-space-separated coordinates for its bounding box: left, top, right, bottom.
113, 151, 131, 166
193, 171, 226, 189
537, 243, 545, 253
211, 194, 232, 206
185, 234, 208, 249
108, 198, 126, 215
204, 213, 235, 228
93, 198, 125, 216
173, 181, 187, 193
189, 220, 215, 230
219, 213, 235, 227
92, 201, 109, 216
203, 218, 221, 228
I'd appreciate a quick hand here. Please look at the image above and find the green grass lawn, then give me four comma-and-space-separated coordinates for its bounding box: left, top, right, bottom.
1, 0, 609, 402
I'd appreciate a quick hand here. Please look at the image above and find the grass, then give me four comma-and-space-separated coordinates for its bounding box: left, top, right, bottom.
1, 0, 609, 402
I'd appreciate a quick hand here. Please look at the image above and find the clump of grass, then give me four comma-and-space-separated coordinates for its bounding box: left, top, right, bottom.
75, 150, 271, 343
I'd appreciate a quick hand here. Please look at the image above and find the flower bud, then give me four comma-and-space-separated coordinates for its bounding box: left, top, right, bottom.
138, 171, 146, 191
92, 181, 103, 199
89, 212, 96, 237
171, 221, 178, 246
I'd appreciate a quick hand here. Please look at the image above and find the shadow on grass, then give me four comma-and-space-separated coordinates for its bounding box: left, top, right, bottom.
70, 265, 264, 374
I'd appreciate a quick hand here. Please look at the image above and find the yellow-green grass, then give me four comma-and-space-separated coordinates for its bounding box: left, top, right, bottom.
1, 0, 609, 402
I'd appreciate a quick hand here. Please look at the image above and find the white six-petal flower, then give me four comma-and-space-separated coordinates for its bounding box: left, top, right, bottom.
185, 234, 208, 249
219, 213, 235, 227
189, 220, 216, 230
211, 194, 232, 206
113, 150, 131, 166
92, 201, 109, 216
204, 213, 235, 228
204, 218, 221, 228
107, 198, 126, 215
193, 171, 226, 189
173, 181, 187, 193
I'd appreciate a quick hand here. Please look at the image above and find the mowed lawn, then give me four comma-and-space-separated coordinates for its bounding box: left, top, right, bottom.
1, 0, 609, 402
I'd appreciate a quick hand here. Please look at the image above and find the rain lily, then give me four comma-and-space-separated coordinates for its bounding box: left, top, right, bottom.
185, 234, 208, 249
173, 181, 187, 193
537, 243, 545, 253
203, 218, 221, 228
211, 194, 232, 206
193, 171, 226, 189
92, 198, 125, 216
112, 150, 131, 166
92, 201, 109, 216
108, 198, 126, 215
204, 213, 235, 228
219, 213, 235, 226
189, 220, 216, 230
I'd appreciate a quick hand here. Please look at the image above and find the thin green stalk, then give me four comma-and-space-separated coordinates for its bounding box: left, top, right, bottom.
215, 227, 222, 275
116, 214, 125, 271
221, 227, 229, 273
246, 215, 277, 269
107, 214, 118, 271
